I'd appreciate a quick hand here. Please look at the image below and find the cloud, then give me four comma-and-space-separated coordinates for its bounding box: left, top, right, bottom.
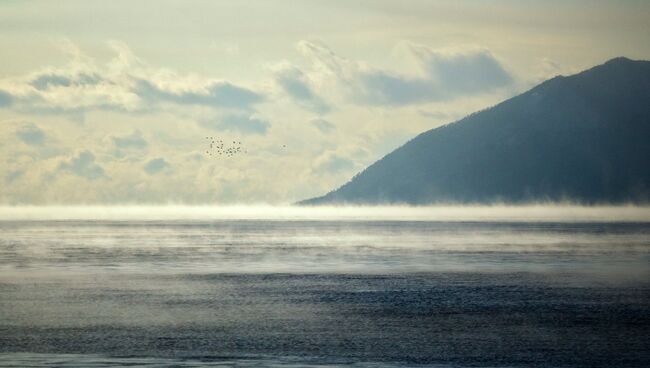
533, 57, 574, 82
310, 118, 335, 133
16, 123, 45, 145
0, 90, 13, 107
58, 150, 106, 180
295, 40, 513, 106
30, 72, 102, 91
418, 110, 450, 120
272, 62, 330, 113
0, 39, 511, 118
361, 72, 440, 105
144, 157, 170, 175
0, 39, 519, 204
313, 152, 355, 174
135, 79, 263, 110
297, 40, 354, 82
200, 113, 270, 135
404, 43, 513, 93
111, 130, 148, 149
4, 170, 24, 184
0, 40, 263, 114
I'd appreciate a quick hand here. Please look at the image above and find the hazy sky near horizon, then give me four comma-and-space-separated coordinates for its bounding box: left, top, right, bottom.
1, 0, 649, 204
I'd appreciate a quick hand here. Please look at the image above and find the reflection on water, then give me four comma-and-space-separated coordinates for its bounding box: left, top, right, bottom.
0, 207, 649, 367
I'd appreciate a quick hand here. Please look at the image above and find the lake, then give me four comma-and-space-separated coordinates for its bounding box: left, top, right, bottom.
1, 206, 649, 367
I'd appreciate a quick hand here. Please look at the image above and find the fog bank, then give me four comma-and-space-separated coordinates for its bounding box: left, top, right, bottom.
1, 204, 649, 222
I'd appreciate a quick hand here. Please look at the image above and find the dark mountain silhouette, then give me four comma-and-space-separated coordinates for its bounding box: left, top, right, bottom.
300, 57, 650, 205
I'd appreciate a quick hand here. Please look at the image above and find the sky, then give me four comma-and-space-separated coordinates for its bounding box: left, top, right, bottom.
1, 0, 649, 205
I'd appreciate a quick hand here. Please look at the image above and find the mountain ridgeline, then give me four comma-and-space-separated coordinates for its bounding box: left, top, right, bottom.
301, 57, 650, 205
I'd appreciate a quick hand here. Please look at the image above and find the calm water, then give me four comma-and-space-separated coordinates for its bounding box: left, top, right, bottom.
1, 207, 649, 367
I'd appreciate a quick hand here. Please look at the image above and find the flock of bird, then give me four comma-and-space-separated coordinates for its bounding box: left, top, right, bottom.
205, 136, 247, 157
204, 136, 288, 158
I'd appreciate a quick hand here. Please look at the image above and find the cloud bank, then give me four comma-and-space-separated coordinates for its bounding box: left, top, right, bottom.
0, 39, 522, 204
0, 40, 264, 116
291, 41, 514, 106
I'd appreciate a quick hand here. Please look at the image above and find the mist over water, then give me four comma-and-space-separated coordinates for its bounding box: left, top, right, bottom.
3, 204, 650, 221
2, 217, 649, 279
1, 206, 649, 366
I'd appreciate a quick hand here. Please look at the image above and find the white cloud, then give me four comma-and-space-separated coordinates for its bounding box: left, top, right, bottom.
292, 40, 514, 106
16, 122, 45, 145
0, 39, 523, 204
200, 113, 270, 135
313, 152, 355, 174
4, 170, 23, 184
532, 57, 581, 83
111, 130, 148, 150
144, 157, 170, 175
0, 90, 12, 107
57, 150, 106, 180
135, 79, 263, 110
0, 40, 264, 114
271, 62, 330, 114
310, 118, 335, 133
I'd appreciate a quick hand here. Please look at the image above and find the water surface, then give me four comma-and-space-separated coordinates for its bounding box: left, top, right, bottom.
1, 206, 649, 367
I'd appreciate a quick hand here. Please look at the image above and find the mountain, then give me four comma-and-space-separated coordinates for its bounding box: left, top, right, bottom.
300, 57, 650, 205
